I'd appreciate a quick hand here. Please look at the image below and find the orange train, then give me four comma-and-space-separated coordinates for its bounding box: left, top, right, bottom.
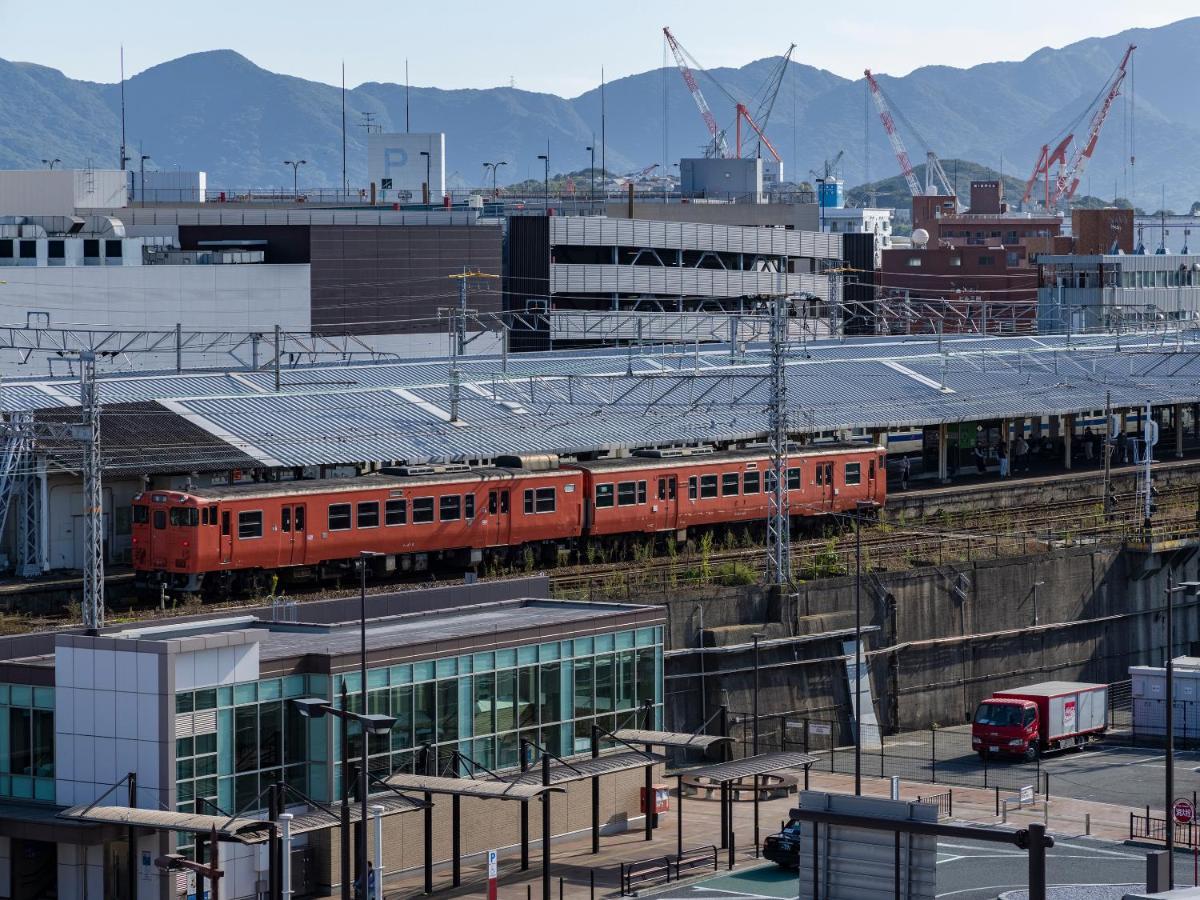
132, 444, 885, 593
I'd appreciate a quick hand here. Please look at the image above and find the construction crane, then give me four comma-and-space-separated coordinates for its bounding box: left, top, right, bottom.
1021, 44, 1136, 208
864, 69, 959, 205
811, 150, 845, 181
664, 26, 729, 158
744, 44, 796, 159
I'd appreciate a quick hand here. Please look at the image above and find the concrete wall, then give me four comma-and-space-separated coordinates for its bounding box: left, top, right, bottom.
604, 201, 820, 232
0, 170, 128, 216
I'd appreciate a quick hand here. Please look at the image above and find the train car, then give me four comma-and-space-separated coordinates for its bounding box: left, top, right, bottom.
571, 444, 886, 539
133, 463, 584, 593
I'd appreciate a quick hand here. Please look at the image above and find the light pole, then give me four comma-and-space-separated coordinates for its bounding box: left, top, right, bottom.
283, 160, 306, 198
419, 150, 431, 204
1164, 577, 1200, 887
586, 142, 595, 203
292, 698, 395, 899
692, 604, 706, 727
854, 508, 863, 796
483, 161, 506, 198
41, 158, 61, 169
140, 154, 151, 208
752, 633, 764, 756
1031, 581, 1045, 627
537, 145, 549, 209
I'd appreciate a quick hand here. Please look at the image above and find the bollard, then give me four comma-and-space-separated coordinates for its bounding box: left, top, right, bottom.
560, 875, 564, 900
890, 775, 900, 801
528, 885, 532, 900
1002, 800, 1008, 825
590, 869, 595, 900
1085, 812, 1091, 835
995, 786, 1000, 817
1044, 799, 1049, 826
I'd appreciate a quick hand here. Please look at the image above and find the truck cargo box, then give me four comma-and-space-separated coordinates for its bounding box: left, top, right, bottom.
993, 681, 1107, 741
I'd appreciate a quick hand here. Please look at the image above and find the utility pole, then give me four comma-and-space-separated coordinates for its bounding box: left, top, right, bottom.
445, 270, 499, 422
1103, 391, 1113, 520
766, 290, 791, 588
78, 352, 104, 633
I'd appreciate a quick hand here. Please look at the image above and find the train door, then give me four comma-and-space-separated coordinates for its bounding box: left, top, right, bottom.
655, 475, 678, 531
281, 504, 307, 566
220, 509, 233, 564
867, 456, 878, 501
487, 488, 512, 547
815, 461, 835, 510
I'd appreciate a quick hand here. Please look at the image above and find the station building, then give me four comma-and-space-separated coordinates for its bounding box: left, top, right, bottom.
0, 580, 666, 898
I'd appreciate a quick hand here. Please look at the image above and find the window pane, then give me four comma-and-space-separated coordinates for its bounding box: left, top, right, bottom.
390, 686, 413, 751
722, 473, 739, 496
524, 490, 534, 514
437, 680, 459, 744
637, 648, 657, 709
617, 482, 636, 506
385, 499, 407, 525
688, 477, 698, 499
700, 475, 718, 498
594, 655, 614, 715
496, 669, 516, 734
474, 671, 495, 737
465, 494, 475, 519
637, 481, 647, 504
8, 709, 30, 775
413, 683, 435, 747
440, 495, 461, 521
617, 651, 637, 710
595, 484, 614, 507
574, 658, 594, 718
787, 468, 801, 490
237, 511, 262, 539
845, 463, 861, 485
535, 488, 555, 513
357, 502, 379, 528
259, 702, 282, 769
328, 504, 352, 531
517, 668, 537, 727
234, 707, 258, 774
413, 498, 434, 524
744, 471, 760, 494
539, 663, 561, 724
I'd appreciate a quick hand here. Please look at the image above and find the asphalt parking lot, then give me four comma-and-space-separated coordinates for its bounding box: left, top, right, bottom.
645, 835, 1192, 899
1039, 743, 1200, 809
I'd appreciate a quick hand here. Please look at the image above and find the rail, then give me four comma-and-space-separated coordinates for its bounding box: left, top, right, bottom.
1130, 812, 1199, 847
917, 790, 954, 819
619, 855, 673, 895
674, 845, 719, 879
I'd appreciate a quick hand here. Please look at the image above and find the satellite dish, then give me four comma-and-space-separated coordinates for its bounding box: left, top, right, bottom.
912, 228, 930, 248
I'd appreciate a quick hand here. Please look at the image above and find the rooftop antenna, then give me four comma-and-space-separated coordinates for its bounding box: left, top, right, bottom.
119, 46, 127, 171
405, 60, 410, 132
601, 67, 607, 189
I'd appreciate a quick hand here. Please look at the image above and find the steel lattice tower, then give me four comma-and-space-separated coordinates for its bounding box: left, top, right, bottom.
766, 292, 792, 588
79, 352, 104, 632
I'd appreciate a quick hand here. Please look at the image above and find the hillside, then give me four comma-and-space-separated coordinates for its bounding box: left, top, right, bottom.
1, 18, 1198, 208
845, 160, 1030, 211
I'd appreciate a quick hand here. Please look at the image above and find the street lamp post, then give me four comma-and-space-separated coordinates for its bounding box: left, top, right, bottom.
537, 144, 549, 210
1164, 577, 1200, 886
419, 151, 431, 205
140, 154, 151, 208
283, 160, 307, 198
854, 509, 862, 796
586, 142, 595, 203
41, 158, 61, 169
752, 633, 764, 756
483, 161, 507, 199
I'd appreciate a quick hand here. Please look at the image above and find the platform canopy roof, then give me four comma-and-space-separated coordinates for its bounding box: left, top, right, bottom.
382, 772, 562, 801
613, 728, 732, 751
683, 751, 817, 782
500, 750, 667, 787
10, 331, 1200, 471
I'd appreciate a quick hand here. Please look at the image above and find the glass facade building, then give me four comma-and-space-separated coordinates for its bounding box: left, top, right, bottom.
0, 683, 55, 802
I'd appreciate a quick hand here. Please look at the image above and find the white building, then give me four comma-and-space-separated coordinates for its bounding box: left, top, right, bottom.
139, 170, 207, 204
0, 169, 128, 217
366, 132, 445, 202
821, 206, 894, 265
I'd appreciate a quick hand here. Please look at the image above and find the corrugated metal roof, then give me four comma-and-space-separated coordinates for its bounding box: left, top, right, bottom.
58, 804, 265, 837
684, 751, 817, 781
500, 750, 666, 786
382, 773, 558, 800
613, 729, 732, 751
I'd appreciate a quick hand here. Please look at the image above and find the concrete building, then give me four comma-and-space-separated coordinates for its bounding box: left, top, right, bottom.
0, 208, 503, 373
913, 181, 1066, 266
1037, 252, 1200, 332
367, 133, 446, 203
138, 171, 208, 204
1072, 207, 1134, 255
0, 581, 666, 898
0, 170, 128, 217
679, 158, 764, 203
820, 207, 893, 266
504, 215, 841, 349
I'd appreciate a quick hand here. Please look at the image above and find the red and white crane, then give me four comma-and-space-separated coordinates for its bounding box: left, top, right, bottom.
865, 69, 957, 203
663, 26, 729, 158
1022, 44, 1135, 208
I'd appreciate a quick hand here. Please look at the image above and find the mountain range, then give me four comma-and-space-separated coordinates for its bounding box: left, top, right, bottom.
1, 18, 1198, 209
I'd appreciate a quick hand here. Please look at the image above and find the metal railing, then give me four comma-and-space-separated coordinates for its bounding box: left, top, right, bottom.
618, 845, 719, 895
917, 790, 954, 819
1131, 812, 1199, 847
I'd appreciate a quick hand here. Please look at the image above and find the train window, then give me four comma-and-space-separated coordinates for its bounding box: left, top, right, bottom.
722, 473, 739, 496
440, 496, 461, 521
358, 502, 380, 528
386, 499, 407, 525
237, 511, 263, 540
281, 507, 291, 533
666, 477, 676, 500
170, 508, 198, 527
657, 479, 667, 501
500, 491, 509, 514
617, 482, 637, 506
743, 471, 761, 494
765, 471, 777, 493
328, 504, 352, 531
465, 494, 475, 519
153, 510, 166, 530
845, 463, 862, 485
524, 487, 555, 514
412, 498, 435, 524
688, 477, 698, 500
700, 474, 718, 499
133, 504, 148, 524
295, 507, 305, 531
637, 481, 647, 504
488, 491, 498, 514
787, 467, 802, 490
221, 511, 230, 536
596, 484, 615, 508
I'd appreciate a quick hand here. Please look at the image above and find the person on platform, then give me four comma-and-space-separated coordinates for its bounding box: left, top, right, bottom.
1083, 426, 1095, 461
1014, 434, 1030, 473
997, 442, 1009, 477
900, 454, 910, 490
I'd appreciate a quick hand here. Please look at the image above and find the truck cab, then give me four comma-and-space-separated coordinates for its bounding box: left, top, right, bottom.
972, 698, 1039, 761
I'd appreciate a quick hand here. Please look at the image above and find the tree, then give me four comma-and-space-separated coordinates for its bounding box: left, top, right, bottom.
1190, 201, 1200, 216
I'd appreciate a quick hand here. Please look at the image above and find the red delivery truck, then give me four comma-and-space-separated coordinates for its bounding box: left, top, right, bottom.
971, 681, 1108, 761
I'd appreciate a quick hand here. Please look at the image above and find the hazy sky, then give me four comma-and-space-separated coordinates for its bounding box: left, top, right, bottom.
1, 1, 1193, 95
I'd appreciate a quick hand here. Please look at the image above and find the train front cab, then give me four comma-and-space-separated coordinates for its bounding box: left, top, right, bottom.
132, 491, 211, 592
